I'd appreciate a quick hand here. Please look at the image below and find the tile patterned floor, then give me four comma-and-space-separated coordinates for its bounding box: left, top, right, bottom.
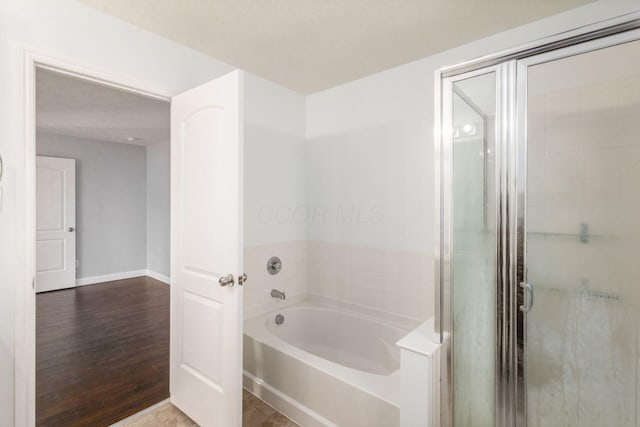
123, 390, 299, 427
242, 390, 299, 427
122, 401, 196, 426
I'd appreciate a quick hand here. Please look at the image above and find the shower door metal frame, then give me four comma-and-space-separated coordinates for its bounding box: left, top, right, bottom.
435, 10, 640, 427
438, 63, 506, 427
439, 59, 519, 427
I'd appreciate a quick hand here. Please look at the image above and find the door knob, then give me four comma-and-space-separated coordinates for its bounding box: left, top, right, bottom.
68, 227, 75, 232
218, 274, 235, 287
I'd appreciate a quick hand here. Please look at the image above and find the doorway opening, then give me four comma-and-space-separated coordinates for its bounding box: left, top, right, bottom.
35, 67, 172, 425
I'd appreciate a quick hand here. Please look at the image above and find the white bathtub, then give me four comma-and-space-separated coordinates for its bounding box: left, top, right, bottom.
243, 297, 420, 427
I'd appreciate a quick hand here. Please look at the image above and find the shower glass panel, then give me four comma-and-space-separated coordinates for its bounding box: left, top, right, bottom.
525, 39, 640, 427
451, 72, 497, 427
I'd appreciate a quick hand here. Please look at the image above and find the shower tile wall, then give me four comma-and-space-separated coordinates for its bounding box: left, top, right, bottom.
306, 241, 433, 320
526, 73, 640, 426
527, 77, 640, 294
243, 241, 307, 316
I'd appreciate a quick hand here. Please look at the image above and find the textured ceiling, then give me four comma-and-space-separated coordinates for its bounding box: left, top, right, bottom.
36, 68, 169, 145
77, 0, 593, 93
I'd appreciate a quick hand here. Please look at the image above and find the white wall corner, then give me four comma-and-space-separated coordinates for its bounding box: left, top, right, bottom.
146, 270, 171, 285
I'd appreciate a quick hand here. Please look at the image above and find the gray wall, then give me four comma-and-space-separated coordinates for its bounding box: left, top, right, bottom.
37, 132, 148, 278
146, 139, 170, 276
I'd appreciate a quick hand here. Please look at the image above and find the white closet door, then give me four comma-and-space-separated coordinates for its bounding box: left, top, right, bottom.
36, 156, 76, 293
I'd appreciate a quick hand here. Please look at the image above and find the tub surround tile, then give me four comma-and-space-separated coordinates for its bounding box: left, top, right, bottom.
307, 240, 434, 320
245, 240, 434, 320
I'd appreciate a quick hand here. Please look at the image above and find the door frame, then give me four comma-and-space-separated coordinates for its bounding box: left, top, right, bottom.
435, 11, 640, 427
16, 48, 171, 426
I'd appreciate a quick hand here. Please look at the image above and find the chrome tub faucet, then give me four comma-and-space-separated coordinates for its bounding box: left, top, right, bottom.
271, 289, 286, 300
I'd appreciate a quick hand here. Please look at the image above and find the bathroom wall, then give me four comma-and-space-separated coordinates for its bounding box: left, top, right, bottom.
304, 107, 433, 318
304, 1, 640, 320
243, 73, 307, 316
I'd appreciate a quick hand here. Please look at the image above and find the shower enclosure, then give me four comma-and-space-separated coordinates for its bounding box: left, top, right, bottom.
437, 13, 640, 427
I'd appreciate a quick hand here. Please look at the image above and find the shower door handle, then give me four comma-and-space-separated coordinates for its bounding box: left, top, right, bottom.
520, 282, 534, 312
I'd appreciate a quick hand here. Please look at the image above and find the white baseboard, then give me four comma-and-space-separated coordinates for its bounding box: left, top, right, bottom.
146, 270, 170, 285
76, 270, 147, 286
76, 269, 170, 286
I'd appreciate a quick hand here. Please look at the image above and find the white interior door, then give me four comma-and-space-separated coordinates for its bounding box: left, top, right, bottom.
36, 156, 76, 293
170, 70, 244, 427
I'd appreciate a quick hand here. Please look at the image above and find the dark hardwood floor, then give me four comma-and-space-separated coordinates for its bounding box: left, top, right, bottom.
36, 276, 170, 427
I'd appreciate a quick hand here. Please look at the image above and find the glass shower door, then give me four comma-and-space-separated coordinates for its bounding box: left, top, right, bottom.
524, 37, 640, 427
447, 70, 498, 427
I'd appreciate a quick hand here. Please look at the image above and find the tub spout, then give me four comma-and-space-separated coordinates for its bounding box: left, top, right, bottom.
271, 289, 286, 300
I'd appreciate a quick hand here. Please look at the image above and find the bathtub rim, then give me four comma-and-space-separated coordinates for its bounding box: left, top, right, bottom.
247, 294, 424, 331
243, 296, 423, 406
